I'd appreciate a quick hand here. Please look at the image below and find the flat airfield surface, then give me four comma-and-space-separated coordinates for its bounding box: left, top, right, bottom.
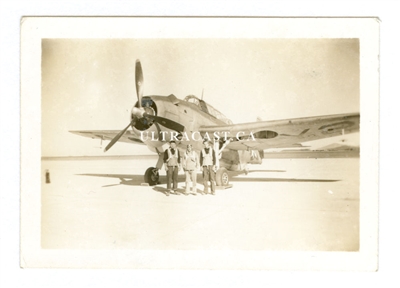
41, 156, 359, 251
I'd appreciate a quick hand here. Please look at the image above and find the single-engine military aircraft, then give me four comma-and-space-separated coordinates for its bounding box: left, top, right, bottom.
70, 60, 360, 187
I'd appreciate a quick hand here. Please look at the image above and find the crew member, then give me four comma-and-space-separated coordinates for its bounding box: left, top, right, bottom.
200, 139, 217, 195
183, 144, 200, 195
164, 140, 181, 196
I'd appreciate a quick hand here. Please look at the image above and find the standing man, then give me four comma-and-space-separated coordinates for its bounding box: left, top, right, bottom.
183, 144, 199, 195
200, 139, 217, 195
164, 140, 181, 196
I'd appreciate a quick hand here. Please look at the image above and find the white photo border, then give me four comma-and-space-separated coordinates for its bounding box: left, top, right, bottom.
20, 17, 379, 270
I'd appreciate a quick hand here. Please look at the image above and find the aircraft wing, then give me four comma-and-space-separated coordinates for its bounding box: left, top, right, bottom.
69, 130, 145, 145
199, 113, 360, 150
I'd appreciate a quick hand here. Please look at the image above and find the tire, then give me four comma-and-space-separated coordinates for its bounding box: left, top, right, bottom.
216, 167, 229, 186
144, 167, 159, 186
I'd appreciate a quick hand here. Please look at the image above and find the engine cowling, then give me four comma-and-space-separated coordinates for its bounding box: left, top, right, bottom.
131, 97, 158, 131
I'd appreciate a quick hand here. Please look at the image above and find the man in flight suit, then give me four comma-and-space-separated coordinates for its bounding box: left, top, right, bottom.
164, 140, 181, 196
200, 139, 217, 195
183, 144, 200, 195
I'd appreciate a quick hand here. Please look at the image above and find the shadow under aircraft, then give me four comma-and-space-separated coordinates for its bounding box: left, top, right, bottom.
77, 169, 339, 189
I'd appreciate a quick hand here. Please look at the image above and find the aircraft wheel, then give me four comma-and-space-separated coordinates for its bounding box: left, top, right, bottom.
144, 167, 159, 186
216, 167, 229, 186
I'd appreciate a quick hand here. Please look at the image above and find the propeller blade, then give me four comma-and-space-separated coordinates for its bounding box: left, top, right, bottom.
145, 114, 185, 132
135, 60, 144, 108
104, 121, 133, 152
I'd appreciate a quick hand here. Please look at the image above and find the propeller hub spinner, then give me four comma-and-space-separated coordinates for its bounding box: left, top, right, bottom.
131, 106, 145, 118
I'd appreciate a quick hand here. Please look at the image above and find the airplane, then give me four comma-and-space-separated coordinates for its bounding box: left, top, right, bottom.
70, 59, 360, 187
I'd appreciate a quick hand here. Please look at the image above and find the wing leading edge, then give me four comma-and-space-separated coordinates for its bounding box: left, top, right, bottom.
199, 113, 360, 150
69, 130, 145, 145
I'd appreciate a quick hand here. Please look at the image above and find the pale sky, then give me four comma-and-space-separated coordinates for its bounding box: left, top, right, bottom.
42, 38, 359, 156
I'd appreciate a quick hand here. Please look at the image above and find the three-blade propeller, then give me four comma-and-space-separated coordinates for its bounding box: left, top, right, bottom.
104, 59, 184, 152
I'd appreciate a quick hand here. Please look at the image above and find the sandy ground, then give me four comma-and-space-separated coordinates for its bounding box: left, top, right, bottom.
41, 157, 359, 251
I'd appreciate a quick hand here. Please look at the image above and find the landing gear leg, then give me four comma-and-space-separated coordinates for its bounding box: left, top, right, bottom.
213, 138, 232, 189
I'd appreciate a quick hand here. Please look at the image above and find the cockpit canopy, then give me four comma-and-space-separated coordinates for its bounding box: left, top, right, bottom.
184, 95, 233, 125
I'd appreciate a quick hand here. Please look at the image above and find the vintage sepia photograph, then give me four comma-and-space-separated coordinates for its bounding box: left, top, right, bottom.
20, 17, 379, 270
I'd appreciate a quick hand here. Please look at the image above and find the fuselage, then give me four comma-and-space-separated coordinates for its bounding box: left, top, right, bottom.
129, 94, 262, 171
131, 94, 230, 151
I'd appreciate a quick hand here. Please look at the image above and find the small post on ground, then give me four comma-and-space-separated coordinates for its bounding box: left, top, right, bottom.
45, 169, 51, 184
